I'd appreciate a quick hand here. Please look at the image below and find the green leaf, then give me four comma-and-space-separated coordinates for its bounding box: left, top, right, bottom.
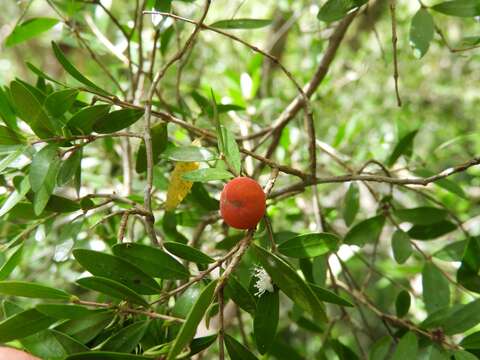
181, 167, 233, 182
387, 130, 418, 166
167, 280, 217, 360
45, 89, 78, 118
5, 18, 59, 47
0, 176, 30, 217
58, 149, 82, 186
416, 169, 467, 199
393, 206, 448, 225
369, 336, 391, 360
55, 310, 115, 343
225, 334, 259, 360
309, 283, 354, 307
76, 276, 149, 307
441, 299, 480, 335
164, 146, 216, 162
408, 220, 457, 240
343, 182, 359, 226
434, 240, 467, 262
391, 230, 412, 264
10, 80, 55, 138
135, 123, 168, 173
254, 244, 327, 323
67, 104, 111, 134
26, 62, 64, 86
52, 41, 111, 96
73, 249, 161, 295
0, 280, 71, 300
210, 19, 272, 29
461, 331, 480, 349
112, 243, 189, 280
395, 290, 411, 317
101, 321, 149, 353
0, 309, 56, 342
422, 262, 450, 314
36, 304, 93, 320
253, 289, 279, 354
225, 276, 256, 315
277, 232, 340, 258
344, 215, 385, 247
189, 334, 218, 356
30, 144, 60, 192
163, 241, 214, 264
391, 332, 418, 360
45, 195, 81, 213
22, 329, 88, 359
66, 352, 149, 360
432, 0, 480, 17
453, 350, 479, 360
410, 9, 435, 58
0, 245, 23, 280
220, 126, 241, 174
331, 339, 359, 359
458, 236, 480, 292
0, 125, 24, 145
93, 109, 144, 134
317, 0, 367, 23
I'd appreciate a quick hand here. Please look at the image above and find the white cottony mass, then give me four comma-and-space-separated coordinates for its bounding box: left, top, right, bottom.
253, 266, 274, 297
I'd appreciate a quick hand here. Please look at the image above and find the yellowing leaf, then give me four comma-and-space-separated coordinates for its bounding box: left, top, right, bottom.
165, 162, 199, 211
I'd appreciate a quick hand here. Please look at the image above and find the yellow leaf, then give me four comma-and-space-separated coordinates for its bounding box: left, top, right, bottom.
165, 161, 199, 211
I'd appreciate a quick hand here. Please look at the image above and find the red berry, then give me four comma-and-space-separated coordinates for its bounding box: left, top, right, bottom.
220, 177, 266, 230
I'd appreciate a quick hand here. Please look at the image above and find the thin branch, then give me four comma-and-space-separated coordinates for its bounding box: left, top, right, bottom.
390, 0, 402, 106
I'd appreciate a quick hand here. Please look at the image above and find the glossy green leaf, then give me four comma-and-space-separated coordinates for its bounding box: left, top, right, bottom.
410, 9, 434, 58
10, 80, 55, 138
0, 280, 71, 300
254, 289, 279, 354
434, 240, 467, 262
395, 290, 411, 317
0, 176, 30, 217
391, 332, 418, 360
73, 249, 161, 295
391, 230, 412, 264
453, 350, 479, 360
66, 352, 149, 359
210, 19, 272, 29
52, 41, 111, 96
422, 262, 450, 314
220, 126, 241, 174
225, 276, 256, 315
164, 146, 216, 162
277, 232, 340, 258
343, 182, 359, 226
58, 150, 82, 186
461, 331, 480, 349
0, 125, 24, 145
387, 130, 418, 166
408, 220, 457, 240
432, 0, 480, 17
189, 334, 218, 356
317, 0, 367, 23
45, 89, 78, 118
76, 276, 149, 307
181, 167, 233, 182
5, 18, 59, 47
0, 309, 56, 342
36, 304, 93, 320
309, 283, 354, 307
458, 236, 480, 292
55, 310, 115, 343
369, 336, 391, 360
393, 206, 448, 225
254, 244, 327, 322
101, 321, 149, 353
67, 104, 111, 134
331, 339, 359, 359
22, 329, 88, 359
93, 109, 144, 134
344, 215, 385, 247
0, 245, 23, 281
164, 241, 214, 264
225, 334, 259, 360
441, 299, 480, 335
166, 280, 217, 360
112, 243, 189, 280
30, 144, 60, 192
135, 122, 168, 173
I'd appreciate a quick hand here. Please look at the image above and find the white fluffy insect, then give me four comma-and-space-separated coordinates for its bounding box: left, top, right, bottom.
252, 266, 274, 297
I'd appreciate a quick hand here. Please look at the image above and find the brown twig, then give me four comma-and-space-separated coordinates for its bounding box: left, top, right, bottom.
389, 0, 402, 106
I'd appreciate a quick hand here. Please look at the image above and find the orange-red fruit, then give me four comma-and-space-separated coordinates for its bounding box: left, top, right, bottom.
220, 177, 266, 230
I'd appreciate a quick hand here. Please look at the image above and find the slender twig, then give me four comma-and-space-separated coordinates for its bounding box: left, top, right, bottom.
218, 288, 225, 360
390, 0, 402, 106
